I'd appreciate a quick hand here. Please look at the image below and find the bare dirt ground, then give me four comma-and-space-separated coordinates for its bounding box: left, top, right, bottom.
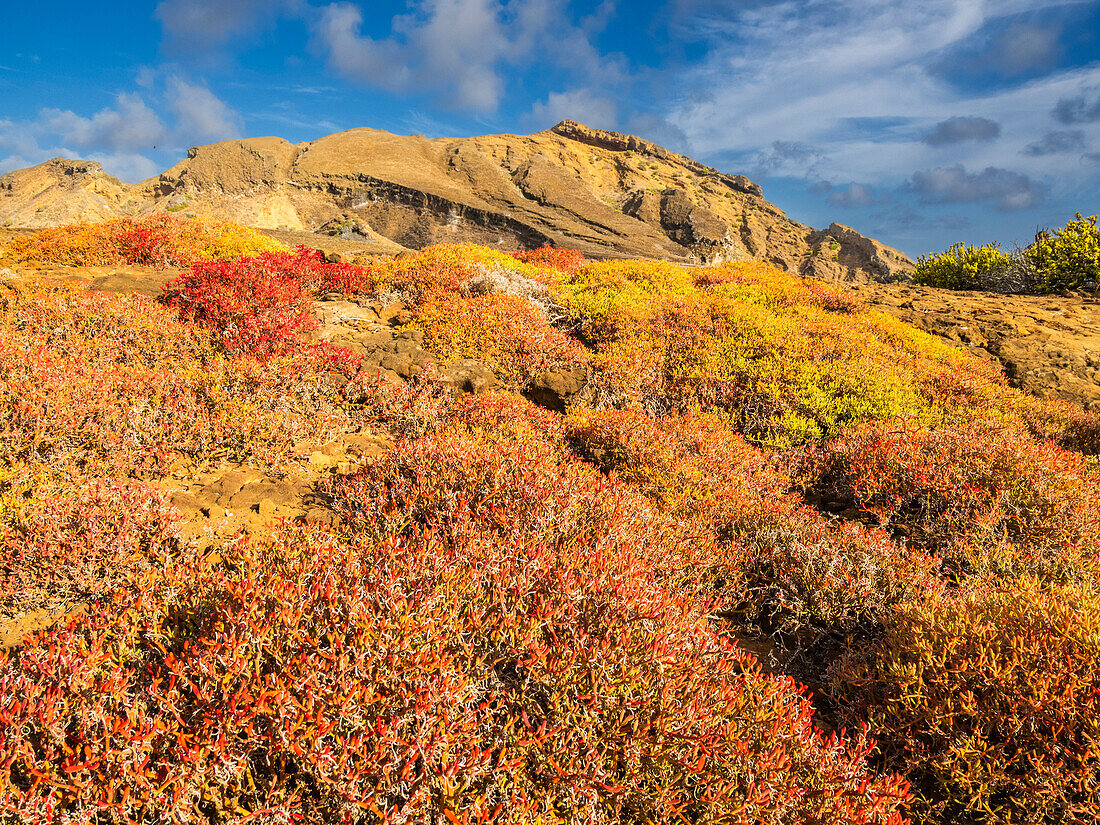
0, 431, 391, 650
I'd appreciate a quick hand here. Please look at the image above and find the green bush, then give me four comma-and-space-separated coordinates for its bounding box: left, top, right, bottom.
1026, 212, 1100, 292
917, 214, 1100, 294
914, 242, 1010, 290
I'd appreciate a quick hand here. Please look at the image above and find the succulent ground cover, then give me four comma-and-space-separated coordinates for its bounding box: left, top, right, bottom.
3, 215, 284, 268
0, 216, 1098, 824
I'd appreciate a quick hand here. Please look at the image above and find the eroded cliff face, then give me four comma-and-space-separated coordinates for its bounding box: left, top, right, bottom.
0, 121, 914, 282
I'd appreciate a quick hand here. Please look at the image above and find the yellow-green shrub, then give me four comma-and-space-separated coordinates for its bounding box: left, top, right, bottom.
914, 242, 1010, 290
555, 258, 996, 447
1026, 212, 1100, 292
917, 214, 1100, 294
560, 258, 696, 337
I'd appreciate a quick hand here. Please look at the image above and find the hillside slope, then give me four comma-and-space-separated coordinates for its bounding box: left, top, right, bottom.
2, 229, 1098, 823
0, 121, 913, 282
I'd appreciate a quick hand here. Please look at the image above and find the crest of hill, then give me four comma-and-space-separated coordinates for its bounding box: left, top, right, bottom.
0, 121, 913, 282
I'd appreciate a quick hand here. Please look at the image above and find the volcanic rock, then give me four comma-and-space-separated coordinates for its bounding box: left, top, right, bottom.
0, 121, 914, 282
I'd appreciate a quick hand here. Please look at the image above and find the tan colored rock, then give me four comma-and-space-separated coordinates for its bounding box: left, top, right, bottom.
149, 136, 298, 196
525, 368, 587, 413
852, 281, 1100, 411
822, 223, 914, 283
0, 159, 141, 227
309, 450, 337, 468
0, 122, 914, 283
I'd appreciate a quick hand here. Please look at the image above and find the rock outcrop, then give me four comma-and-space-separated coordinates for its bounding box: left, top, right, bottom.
0, 121, 915, 282
851, 281, 1100, 411
0, 159, 144, 227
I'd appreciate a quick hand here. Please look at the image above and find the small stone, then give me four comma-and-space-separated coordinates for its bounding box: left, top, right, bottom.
309, 451, 336, 467
439, 359, 497, 395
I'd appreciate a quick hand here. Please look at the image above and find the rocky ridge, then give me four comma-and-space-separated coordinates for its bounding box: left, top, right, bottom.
0, 121, 913, 282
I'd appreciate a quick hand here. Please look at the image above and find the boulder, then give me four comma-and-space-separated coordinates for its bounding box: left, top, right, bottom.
524, 368, 586, 412
439, 359, 498, 395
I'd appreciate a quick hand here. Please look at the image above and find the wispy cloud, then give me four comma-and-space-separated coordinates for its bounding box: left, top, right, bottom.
657, 0, 1100, 253
311, 0, 626, 114
167, 76, 242, 143
753, 140, 826, 177
668, 1, 1100, 185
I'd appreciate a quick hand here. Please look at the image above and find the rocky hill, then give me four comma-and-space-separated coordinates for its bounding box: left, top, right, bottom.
0, 121, 912, 282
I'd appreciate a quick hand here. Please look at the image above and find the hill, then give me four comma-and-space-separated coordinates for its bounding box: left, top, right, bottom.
3, 219, 1100, 822
2, 222, 1099, 822
0, 121, 913, 282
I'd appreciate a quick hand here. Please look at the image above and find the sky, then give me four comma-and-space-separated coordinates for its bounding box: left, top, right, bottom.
2, 0, 1099, 257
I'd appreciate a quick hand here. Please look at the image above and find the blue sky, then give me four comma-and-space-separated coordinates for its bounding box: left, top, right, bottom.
2, 0, 1099, 257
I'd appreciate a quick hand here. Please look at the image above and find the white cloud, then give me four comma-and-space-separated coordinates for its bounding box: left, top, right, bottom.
0, 118, 39, 158
167, 76, 243, 143
0, 136, 159, 183
87, 151, 162, 182
312, 0, 626, 113
135, 66, 157, 88
827, 182, 876, 208
0, 156, 31, 175
668, 0, 1100, 191
0, 95, 166, 182
984, 20, 1063, 75
39, 93, 166, 152
156, 0, 305, 55
1053, 86, 1100, 124
313, 3, 416, 97
1023, 130, 1086, 156
0, 74, 245, 182
626, 113, 691, 154
754, 140, 826, 177
922, 116, 1002, 146
526, 89, 619, 131
909, 164, 1048, 211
